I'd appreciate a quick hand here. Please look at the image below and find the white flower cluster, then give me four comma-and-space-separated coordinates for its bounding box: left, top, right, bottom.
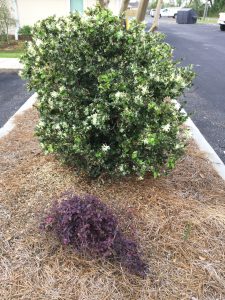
27, 42, 36, 56
143, 138, 148, 145
51, 91, 58, 98
101, 144, 110, 152
134, 95, 142, 105
59, 86, 66, 93
90, 113, 98, 126
139, 85, 148, 95
162, 124, 171, 132
115, 91, 126, 99
35, 39, 42, 47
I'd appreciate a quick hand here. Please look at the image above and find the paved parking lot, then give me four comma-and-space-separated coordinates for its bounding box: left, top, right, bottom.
0, 71, 32, 127
154, 18, 225, 163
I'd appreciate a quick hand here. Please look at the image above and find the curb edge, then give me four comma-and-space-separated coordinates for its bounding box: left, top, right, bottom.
0, 93, 37, 139
185, 117, 225, 181
173, 99, 225, 181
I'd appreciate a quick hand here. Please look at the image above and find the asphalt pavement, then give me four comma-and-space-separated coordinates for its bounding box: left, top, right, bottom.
154, 18, 225, 163
0, 71, 32, 127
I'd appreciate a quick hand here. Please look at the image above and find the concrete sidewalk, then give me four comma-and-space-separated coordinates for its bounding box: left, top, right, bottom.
0, 58, 23, 70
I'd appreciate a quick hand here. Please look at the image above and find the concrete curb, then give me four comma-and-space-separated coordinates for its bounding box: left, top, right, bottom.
0, 94, 224, 181
0, 58, 23, 70
173, 100, 225, 181
0, 93, 37, 139
0, 69, 22, 73
185, 117, 225, 181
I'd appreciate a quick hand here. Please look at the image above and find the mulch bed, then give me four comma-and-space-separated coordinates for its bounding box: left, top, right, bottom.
1, 107, 225, 300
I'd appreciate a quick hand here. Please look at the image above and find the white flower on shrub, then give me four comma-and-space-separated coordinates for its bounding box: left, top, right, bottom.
134, 95, 142, 104
90, 113, 98, 126
35, 39, 42, 47
143, 138, 148, 145
56, 23, 62, 31
48, 99, 54, 109
119, 165, 124, 172
115, 91, 126, 99
27, 42, 36, 55
61, 122, 68, 128
59, 86, 66, 92
101, 144, 110, 152
38, 120, 45, 128
35, 56, 41, 63
140, 85, 148, 94
51, 91, 58, 98
115, 91, 122, 98
162, 124, 170, 132
54, 123, 61, 130
175, 143, 183, 149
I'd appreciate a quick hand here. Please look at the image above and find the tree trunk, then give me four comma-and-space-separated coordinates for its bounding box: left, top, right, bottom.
149, 0, 163, 32
98, 0, 105, 7
136, 0, 149, 23
14, 0, 20, 40
98, 0, 110, 8
203, 1, 209, 20
6, 22, 9, 44
119, 0, 130, 16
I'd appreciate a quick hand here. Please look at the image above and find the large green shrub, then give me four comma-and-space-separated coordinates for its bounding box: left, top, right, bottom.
21, 7, 194, 178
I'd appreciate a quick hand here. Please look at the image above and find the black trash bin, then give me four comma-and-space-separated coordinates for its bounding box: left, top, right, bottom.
176, 8, 197, 24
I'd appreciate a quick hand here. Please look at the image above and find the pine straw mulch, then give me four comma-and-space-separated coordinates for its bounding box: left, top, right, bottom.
0, 107, 225, 300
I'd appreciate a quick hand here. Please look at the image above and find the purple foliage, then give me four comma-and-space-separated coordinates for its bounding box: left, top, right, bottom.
40, 193, 148, 277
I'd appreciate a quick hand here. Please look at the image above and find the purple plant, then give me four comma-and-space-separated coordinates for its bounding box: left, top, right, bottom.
40, 193, 148, 277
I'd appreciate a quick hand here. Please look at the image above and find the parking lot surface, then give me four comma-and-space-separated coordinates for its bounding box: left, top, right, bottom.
0, 72, 32, 127
156, 18, 225, 163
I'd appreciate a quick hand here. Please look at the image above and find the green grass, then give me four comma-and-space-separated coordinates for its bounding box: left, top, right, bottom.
0, 51, 23, 58
198, 17, 218, 24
